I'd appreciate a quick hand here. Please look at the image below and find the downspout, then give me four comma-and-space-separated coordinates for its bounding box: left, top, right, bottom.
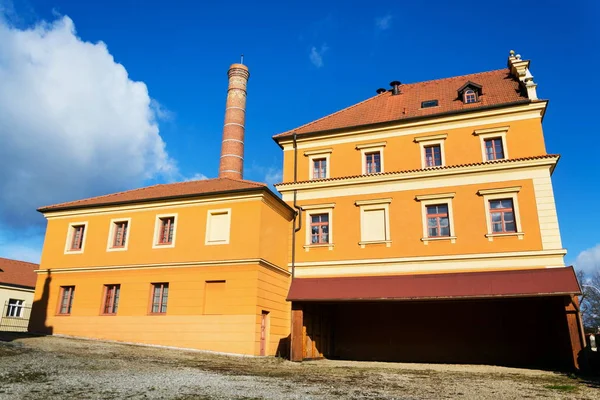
291, 132, 302, 278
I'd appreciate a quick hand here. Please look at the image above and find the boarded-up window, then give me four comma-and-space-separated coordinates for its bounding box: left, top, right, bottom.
204, 280, 226, 314
362, 208, 386, 242
206, 210, 231, 244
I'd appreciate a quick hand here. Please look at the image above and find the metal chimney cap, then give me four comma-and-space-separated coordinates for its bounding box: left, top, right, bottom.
376, 88, 387, 94
389, 80, 402, 87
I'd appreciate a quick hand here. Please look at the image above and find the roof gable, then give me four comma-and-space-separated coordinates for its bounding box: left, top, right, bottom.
457, 81, 483, 96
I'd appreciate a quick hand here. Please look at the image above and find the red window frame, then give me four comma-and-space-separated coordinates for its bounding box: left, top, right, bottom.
489, 199, 516, 233
464, 89, 477, 104
102, 284, 120, 315
158, 217, 175, 245
312, 158, 327, 179
484, 138, 505, 160
426, 204, 450, 238
70, 225, 85, 251
150, 283, 169, 314
112, 221, 128, 248
365, 152, 381, 174
424, 144, 442, 167
58, 286, 75, 315
310, 213, 329, 244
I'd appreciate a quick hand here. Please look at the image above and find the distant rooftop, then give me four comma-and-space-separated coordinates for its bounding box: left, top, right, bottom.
0, 257, 38, 288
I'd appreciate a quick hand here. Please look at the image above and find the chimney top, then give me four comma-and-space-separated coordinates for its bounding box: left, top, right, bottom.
390, 81, 402, 96
376, 88, 387, 94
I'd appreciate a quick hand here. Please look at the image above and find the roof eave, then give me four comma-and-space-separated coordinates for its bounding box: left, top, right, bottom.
273, 99, 539, 143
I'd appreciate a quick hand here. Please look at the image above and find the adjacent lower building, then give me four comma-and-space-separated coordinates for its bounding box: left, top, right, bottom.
0, 257, 38, 332
29, 51, 584, 369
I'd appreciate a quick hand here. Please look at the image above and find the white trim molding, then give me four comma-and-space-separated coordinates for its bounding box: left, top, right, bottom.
304, 206, 334, 251
106, 218, 132, 252
355, 141, 387, 150
415, 133, 447, 169
205, 208, 232, 246
474, 126, 509, 162
64, 221, 88, 255
478, 186, 523, 241
152, 213, 178, 249
305, 149, 332, 180
415, 193, 456, 244
358, 145, 385, 175
355, 198, 391, 248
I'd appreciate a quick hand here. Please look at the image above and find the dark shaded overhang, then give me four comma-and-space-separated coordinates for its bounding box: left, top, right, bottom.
287, 267, 581, 302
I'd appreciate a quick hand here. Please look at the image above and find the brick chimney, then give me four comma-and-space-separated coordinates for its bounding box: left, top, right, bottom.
219, 63, 250, 179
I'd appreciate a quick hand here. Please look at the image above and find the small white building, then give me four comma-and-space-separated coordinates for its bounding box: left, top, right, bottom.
0, 257, 38, 332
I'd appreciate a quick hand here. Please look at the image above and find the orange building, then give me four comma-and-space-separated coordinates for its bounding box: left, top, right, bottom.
30, 51, 584, 368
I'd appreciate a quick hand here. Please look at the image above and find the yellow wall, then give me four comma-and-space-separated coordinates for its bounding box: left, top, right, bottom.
29, 263, 291, 355
282, 118, 547, 182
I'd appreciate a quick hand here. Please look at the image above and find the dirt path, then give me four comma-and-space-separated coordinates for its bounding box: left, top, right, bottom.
0, 334, 598, 399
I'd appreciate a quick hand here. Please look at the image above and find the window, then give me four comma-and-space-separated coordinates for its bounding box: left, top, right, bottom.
65, 222, 88, 254
421, 99, 438, 108
365, 152, 381, 174
6, 299, 24, 318
204, 280, 226, 315
305, 148, 332, 180
107, 218, 130, 251
415, 193, 456, 244
206, 209, 231, 245
153, 214, 177, 248
464, 89, 477, 103
478, 186, 523, 240
474, 126, 509, 162
58, 286, 75, 315
102, 284, 120, 315
489, 199, 516, 233
424, 145, 442, 167
150, 283, 168, 314
312, 158, 327, 179
426, 205, 450, 237
310, 214, 329, 244
484, 138, 505, 160
356, 198, 392, 247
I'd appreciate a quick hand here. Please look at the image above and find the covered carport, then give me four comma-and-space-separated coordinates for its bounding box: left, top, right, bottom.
288, 267, 584, 370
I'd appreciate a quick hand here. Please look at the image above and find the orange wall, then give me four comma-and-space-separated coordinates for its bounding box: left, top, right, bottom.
41, 195, 292, 270
293, 179, 542, 263
29, 263, 291, 355
282, 119, 547, 182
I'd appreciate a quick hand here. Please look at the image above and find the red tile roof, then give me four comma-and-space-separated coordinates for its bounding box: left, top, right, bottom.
38, 177, 269, 212
274, 68, 532, 139
287, 267, 581, 301
275, 154, 559, 187
0, 257, 38, 288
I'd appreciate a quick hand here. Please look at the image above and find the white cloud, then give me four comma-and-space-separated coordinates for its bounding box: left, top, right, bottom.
574, 243, 600, 276
264, 168, 282, 186
375, 14, 393, 31
182, 172, 208, 182
309, 44, 329, 68
0, 14, 176, 226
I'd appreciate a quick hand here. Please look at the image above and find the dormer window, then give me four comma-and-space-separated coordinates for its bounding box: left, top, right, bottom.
464, 89, 477, 104
457, 81, 482, 104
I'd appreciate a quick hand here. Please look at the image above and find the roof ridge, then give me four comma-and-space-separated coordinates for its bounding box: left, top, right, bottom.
274, 154, 559, 186
0, 257, 39, 267
400, 68, 509, 88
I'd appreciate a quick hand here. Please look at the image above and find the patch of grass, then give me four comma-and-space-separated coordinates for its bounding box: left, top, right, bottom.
544, 384, 578, 392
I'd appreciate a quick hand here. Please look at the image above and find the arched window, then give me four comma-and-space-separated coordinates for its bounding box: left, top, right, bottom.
464, 89, 477, 104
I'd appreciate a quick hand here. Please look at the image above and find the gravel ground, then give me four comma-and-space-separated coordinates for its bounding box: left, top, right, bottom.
0, 334, 598, 399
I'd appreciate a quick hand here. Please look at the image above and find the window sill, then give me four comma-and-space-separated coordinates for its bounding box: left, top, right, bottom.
303, 243, 334, 251
152, 243, 175, 249
100, 313, 117, 316
485, 232, 524, 241
65, 250, 84, 255
205, 240, 230, 246
55, 313, 71, 317
359, 240, 391, 248
107, 246, 128, 252
421, 236, 456, 245
148, 312, 167, 316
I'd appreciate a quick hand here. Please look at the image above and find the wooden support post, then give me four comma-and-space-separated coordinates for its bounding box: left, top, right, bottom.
291, 303, 304, 362
564, 295, 586, 370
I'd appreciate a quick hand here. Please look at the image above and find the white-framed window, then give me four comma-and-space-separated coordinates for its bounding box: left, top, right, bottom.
356, 142, 386, 175
355, 198, 392, 248
304, 148, 332, 180
302, 203, 335, 251
414, 134, 447, 169
106, 218, 131, 252
473, 126, 509, 162
6, 299, 24, 318
152, 213, 178, 249
205, 208, 232, 245
64, 221, 88, 254
415, 193, 456, 244
477, 186, 523, 241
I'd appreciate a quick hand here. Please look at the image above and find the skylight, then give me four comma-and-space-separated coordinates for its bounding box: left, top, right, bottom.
421, 100, 439, 108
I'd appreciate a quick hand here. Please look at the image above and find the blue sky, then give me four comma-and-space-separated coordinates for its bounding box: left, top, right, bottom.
0, 0, 599, 273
